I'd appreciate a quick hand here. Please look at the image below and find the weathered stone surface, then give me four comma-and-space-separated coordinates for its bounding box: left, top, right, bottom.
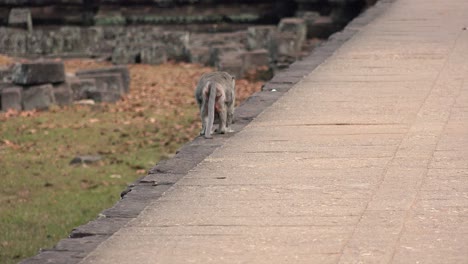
111, 43, 139, 64
81, 27, 105, 55
8, 8, 33, 32
53, 82, 73, 106
76, 74, 124, 102
1, 86, 23, 111
278, 17, 307, 50
162, 31, 190, 61
247, 25, 276, 51
241, 49, 270, 73
0, 66, 12, 82
38, 31, 64, 55
71, 219, 130, 239
216, 52, 243, 79
1, 30, 27, 54
140, 44, 167, 65
188, 46, 211, 65
59, 27, 83, 53
209, 44, 244, 67
270, 31, 302, 63
68, 77, 97, 101
12, 60, 65, 85
76, 66, 130, 93
26, 29, 47, 55
22, 84, 55, 110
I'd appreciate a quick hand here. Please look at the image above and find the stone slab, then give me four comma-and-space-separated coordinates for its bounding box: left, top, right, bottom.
12, 60, 65, 85
22, 84, 55, 110
76, 66, 130, 93
1, 85, 23, 111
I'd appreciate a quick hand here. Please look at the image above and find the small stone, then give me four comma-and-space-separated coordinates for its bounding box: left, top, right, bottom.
70, 155, 102, 165
73, 99, 95, 105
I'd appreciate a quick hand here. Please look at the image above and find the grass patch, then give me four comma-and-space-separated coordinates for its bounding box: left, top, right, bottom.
0, 56, 263, 263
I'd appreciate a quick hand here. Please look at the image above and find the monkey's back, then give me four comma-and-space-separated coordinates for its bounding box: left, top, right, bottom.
195, 71, 235, 106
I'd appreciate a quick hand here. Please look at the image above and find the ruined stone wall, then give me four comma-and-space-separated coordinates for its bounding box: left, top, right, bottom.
0, 60, 130, 111
0, 0, 374, 27
0, 0, 375, 64
0, 0, 377, 107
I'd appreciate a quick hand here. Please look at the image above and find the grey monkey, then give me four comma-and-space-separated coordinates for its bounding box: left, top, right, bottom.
195, 71, 235, 139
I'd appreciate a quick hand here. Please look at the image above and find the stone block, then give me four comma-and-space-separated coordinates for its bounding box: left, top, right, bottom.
278, 17, 307, 49
59, 27, 83, 53
296, 11, 323, 38
81, 27, 105, 54
209, 44, 244, 67
216, 53, 243, 79
22, 84, 56, 111
68, 76, 97, 101
8, 8, 33, 32
53, 82, 73, 106
47, 31, 67, 54
271, 32, 302, 63
76, 65, 130, 93
241, 49, 270, 72
140, 44, 167, 65
77, 74, 124, 103
0, 67, 12, 82
1, 86, 23, 111
26, 29, 54, 55
2, 30, 27, 54
112, 44, 139, 64
162, 31, 190, 61
247, 26, 276, 51
188, 46, 211, 65
12, 60, 66, 85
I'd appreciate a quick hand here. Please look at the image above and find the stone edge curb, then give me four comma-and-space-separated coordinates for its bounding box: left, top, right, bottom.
19, 1, 395, 263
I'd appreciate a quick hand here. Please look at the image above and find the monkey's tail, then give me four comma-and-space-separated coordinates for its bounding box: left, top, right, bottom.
205, 81, 217, 138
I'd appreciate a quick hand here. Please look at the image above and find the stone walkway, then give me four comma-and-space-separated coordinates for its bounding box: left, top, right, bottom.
80, 0, 468, 263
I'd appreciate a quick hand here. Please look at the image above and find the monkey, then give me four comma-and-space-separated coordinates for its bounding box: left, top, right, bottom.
195, 71, 235, 139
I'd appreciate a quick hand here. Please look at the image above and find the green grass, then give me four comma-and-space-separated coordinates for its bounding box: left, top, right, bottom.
0, 105, 199, 263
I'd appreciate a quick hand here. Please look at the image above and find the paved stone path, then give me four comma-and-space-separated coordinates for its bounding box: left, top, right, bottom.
80, 0, 468, 263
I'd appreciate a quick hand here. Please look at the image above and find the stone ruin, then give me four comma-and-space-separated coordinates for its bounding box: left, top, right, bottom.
0, 16, 334, 79
0, 60, 130, 111
0, 0, 377, 78
0, 0, 378, 111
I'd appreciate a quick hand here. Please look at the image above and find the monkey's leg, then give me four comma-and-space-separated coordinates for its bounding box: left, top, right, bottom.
199, 100, 207, 136
226, 103, 235, 133
216, 103, 228, 134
